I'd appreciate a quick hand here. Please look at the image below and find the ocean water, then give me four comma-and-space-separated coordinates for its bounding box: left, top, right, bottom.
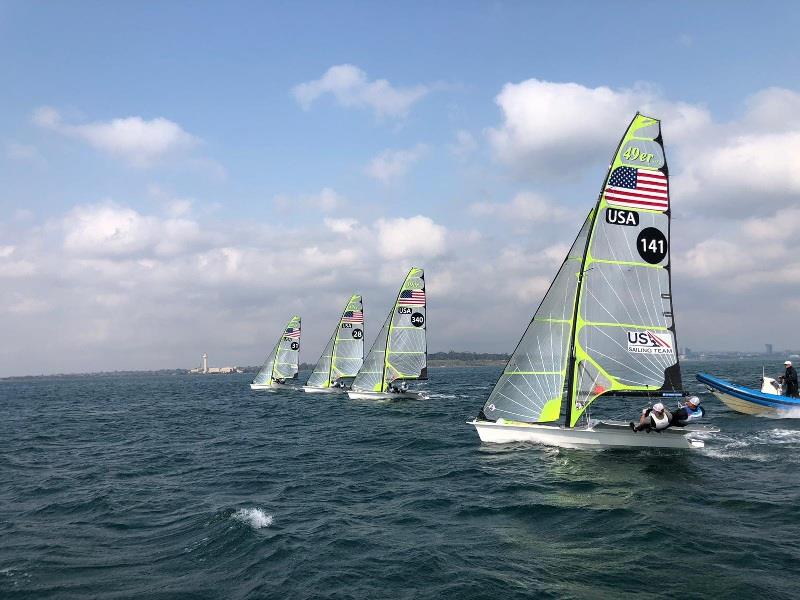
1, 359, 799, 599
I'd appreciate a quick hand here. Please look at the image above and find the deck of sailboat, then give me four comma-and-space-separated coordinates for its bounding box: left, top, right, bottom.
469, 419, 715, 449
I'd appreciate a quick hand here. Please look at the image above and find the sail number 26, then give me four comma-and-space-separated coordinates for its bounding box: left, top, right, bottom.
622, 146, 653, 163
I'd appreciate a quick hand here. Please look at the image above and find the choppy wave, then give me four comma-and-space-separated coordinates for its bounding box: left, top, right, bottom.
232, 507, 273, 529
2, 363, 800, 599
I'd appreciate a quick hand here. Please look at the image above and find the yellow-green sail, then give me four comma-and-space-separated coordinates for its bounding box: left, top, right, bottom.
306, 295, 364, 388
480, 213, 592, 423
567, 113, 682, 426
253, 315, 301, 385
351, 267, 426, 393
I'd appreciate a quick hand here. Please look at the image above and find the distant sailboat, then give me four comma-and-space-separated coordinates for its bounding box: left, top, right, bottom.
348, 267, 427, 400
303, 295, 365, 393
250, 315, 301, 391
470, 114, 716, 449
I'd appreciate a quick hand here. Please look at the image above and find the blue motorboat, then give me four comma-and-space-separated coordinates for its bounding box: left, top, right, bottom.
696, 372, 800, 415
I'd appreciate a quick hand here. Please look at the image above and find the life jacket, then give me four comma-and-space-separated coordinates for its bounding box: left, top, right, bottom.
682, 405, 704, 422
650, 410, 670, 430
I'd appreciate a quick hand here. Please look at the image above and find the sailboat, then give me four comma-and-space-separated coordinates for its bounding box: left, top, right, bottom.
303, 295, 365, 393
250, 315, 301, 390
347, 267, 427, 400
469, 113, 717, 449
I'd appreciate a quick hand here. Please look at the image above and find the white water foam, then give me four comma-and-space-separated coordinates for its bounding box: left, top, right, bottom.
703, 427, 800, 461
770, 407, 800, 419
233, 508, 274, 529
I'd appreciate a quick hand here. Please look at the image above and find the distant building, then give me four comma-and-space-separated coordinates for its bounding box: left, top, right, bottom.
188, 352, 243, 374
766, 344, 773, 355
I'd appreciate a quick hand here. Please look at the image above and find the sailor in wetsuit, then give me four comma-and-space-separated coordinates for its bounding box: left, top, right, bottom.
779, 361, 799, 397
630, 402, 672, 432
669, 396, 705, 427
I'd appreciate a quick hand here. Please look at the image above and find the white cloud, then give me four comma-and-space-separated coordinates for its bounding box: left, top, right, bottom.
274, 187, 346, 213
292, 64, 432, 118
486, 79, 710, 178
62, 202, 206, 258
449, 130, 477, 157
33, 106, 199, 167
324, 217, 359, 234
366, 144, 428, 182
5, 142, 43, 163
375, 215, 446, 260
470, 191, 572, 223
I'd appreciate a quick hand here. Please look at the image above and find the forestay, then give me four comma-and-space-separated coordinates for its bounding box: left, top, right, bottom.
351, 267, 426, 392
306, 295, 364, 388
568, 114, 681, 426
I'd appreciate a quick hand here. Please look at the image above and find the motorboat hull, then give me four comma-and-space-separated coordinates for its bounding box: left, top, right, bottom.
697, 372, 800, 415
469, 419, 716, 449
347, 390, 426, 400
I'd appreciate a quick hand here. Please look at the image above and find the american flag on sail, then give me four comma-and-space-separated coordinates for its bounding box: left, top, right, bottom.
284, 328, 301, 339
399, 289, 426, 306
604, 167, 669, 211
341, 310, 363, 324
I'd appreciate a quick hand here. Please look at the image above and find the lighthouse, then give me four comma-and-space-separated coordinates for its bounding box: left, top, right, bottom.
202, 353, 208, 374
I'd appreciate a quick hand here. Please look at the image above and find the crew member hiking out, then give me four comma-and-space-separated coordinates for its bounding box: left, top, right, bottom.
780, 360, 799, 398
669, 396, 705, 427
630, 402, 672, 432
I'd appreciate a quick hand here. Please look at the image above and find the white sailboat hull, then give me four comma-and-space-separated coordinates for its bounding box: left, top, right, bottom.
469, 419, 715, 449
250, 382, 295, 391
302, 385, 347, 394
347, 390, 426, 400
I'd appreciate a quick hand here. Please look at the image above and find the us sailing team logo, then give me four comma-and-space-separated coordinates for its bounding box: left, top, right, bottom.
627, 331, 673, 354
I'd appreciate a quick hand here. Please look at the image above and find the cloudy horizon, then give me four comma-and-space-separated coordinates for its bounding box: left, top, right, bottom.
2, 3, 799, 377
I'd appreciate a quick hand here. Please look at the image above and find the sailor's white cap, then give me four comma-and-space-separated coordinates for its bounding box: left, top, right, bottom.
785, 360, 793, 366
686, 396, 700, 406
652, 402, 665, 412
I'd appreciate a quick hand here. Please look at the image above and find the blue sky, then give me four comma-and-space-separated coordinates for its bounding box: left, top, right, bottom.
2, 2, 800, 375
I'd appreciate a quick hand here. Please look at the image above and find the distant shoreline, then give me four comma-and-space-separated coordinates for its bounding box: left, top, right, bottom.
1, 352, 791, 381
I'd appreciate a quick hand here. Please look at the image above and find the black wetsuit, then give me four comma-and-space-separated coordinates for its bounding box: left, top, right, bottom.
783, 366, 798, 398
669, 405, 706, 427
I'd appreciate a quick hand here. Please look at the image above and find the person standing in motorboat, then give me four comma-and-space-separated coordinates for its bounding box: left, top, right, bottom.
630, 402, 672, 432
669, 396, 705, 427
779, 360, 799, 397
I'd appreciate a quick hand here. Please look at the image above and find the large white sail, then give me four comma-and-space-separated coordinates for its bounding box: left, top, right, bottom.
306, 295, 364, 389
351, 267, 426, 393
480, 213, 592, 423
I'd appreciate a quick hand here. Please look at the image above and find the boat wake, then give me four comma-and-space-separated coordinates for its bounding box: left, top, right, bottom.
232, 507, 274, 530
703, 428, 800, 462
